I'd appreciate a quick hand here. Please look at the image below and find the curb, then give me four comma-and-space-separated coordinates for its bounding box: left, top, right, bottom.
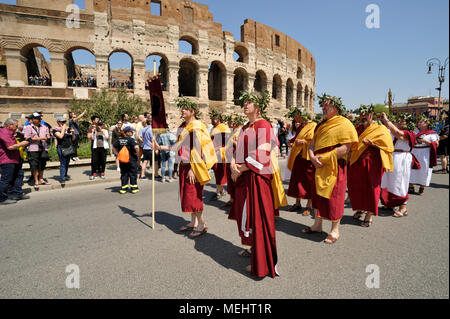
22, 157, 116, 171
22, 175, 121, 194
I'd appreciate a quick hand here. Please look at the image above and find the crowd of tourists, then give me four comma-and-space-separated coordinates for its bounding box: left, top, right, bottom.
28, 75, 51, 86
68, 76, 97, 88
1, 90, 448, 279
108, 79, 134, 90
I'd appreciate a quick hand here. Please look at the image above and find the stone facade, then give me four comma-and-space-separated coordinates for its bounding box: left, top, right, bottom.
0, 0, 316, 127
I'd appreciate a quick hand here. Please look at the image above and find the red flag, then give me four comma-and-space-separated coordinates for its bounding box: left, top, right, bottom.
147, 75, 167, 134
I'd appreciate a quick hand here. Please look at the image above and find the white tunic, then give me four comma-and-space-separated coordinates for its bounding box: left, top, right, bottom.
381, 136, 412, 197
409, 132, 439, 186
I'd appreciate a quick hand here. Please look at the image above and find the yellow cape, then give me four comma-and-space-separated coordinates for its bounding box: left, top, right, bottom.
350, 122, 394, 172
271, 151, 288, 209
177, 120, 217, 185
287, 121, 317, 170
211, 123, 231, 164
313, 115, 358, 199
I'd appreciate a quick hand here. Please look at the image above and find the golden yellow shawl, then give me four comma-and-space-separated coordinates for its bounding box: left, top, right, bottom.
350, 122, 394, 172
271, 151, 288, 209
210, 123, 231, 164
177, 120, 217, 185
313, 115, 358, 199
287, 121, 317, 170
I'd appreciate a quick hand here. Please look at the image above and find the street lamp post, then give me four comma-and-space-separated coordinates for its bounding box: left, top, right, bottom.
426, 57, 449, 124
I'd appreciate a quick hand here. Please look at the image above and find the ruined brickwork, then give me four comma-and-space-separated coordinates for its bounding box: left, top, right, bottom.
0, 0, 316, 127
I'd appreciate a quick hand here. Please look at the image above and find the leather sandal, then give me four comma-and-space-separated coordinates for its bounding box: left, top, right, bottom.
353, 211, 364, 220
360, 220, 373, 227
179, 225, 195, 232
238, 249, 251, 257
189, 227, 208, 238
301, 226, 322, 234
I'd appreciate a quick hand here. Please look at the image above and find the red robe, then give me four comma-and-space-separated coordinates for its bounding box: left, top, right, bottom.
312, 147, 348, 221
211, 125, 228, 186
229, 119, 278, 278
287, 155, 315, 199
177, 126, 203, 213
347, 146, 384, 215
287, 123, 315, 200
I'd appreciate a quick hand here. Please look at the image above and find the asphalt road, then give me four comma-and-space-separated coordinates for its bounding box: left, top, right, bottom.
0, 160, 448, 299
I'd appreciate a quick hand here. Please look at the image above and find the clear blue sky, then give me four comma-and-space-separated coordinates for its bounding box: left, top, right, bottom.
1, 0, 448, 112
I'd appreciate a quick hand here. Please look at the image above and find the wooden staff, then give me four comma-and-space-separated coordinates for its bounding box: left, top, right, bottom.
152, 59, 156, 230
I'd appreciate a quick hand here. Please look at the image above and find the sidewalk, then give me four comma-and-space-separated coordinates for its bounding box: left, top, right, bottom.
22, 156, 121, 194
20, 156, 289, 194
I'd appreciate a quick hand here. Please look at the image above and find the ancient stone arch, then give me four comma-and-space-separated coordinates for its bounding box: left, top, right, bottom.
145, 52, 169, 91
272, 74, 282, 101
234, 44, 249, 64
179, 57, 198, 97
108, 49, 134, 88
208, 60, 226, 101
233, 67, 248, 103
286, 78, 294, 108
254, 70, 267, 93
304, 85, 310, 109
0, 0, 316, 124
297, 82, 303, 108
179, 35, 199, 55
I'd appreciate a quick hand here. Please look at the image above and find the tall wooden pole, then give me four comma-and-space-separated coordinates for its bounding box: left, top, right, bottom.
152, 59, 156, 230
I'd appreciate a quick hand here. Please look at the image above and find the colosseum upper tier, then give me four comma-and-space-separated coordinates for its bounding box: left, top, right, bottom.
0, 0, 316, 124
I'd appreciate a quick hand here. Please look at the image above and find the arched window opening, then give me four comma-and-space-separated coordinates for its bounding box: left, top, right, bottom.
24, 46, 52, 86
208, 61, 225, 101
66, 48, 96, 87
145, 54, 168, 91
108, 51, 133, 90
178, 59, 197, 97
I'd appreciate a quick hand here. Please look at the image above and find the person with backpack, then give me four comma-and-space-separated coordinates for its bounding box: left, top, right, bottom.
112, 126, 140, 194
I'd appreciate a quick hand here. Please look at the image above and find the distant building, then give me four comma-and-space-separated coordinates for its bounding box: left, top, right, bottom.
392, 96, 445, 120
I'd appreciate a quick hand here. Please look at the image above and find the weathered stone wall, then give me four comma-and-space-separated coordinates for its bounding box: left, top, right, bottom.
0, 0, 316, 127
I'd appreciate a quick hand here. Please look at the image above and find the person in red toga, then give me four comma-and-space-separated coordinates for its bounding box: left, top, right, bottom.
286, 110, 317, 216
223, 114, 246, 208
156, 97, 217, 238
230, 90, 280, 278
347, 105, 394, 227
209, 109, 230, 201
301, 94, 358, 244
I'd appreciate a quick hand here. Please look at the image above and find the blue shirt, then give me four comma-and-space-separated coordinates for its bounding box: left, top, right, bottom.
157, 132, 177, 157
139, 125, 153, 150
24, 119, 47, 127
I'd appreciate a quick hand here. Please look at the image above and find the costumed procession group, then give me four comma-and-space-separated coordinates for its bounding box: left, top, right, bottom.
153, 90, 442, 279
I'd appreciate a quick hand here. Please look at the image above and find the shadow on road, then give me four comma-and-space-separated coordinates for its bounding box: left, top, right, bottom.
119, 205, 153, 229
275, 217, 328, 242
155, 211, 258, 280
429, 182, 449, 189
203, 189, 230, 212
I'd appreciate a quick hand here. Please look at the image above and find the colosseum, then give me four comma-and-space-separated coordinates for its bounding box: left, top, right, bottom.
0, 0, 316, 126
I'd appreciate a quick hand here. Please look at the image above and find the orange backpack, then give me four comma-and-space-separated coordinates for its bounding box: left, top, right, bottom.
117, 145, 130, 163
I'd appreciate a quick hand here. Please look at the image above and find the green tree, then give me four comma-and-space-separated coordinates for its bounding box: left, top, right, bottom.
69, 88, 147, 137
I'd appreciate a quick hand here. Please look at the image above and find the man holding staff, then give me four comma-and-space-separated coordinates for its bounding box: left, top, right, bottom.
156, 97, 217, 238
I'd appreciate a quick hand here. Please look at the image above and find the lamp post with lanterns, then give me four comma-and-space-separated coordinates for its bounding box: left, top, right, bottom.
426, 57, 449, 123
